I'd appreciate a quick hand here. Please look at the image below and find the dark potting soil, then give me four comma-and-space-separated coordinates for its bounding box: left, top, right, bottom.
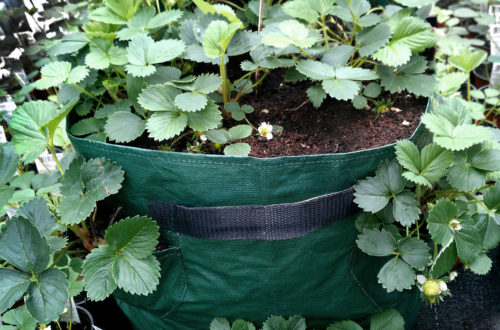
124, 70, 427, 158
239, 71, 427, 157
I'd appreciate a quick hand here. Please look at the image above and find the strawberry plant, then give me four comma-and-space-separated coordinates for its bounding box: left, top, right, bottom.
353, 98, 500, 303
258, 0, 438, 111
1, 99, 161, 327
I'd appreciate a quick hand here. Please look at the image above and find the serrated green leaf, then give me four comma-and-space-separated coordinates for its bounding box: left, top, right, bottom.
358, 23, 392, 57
370, 309, 405, 330
354, 176, 391, 213
194, 74, 221, 94
228, 125, 252, 140
146, 112, 188, 141
105, 112, 145, 143
357, 228, 396, 256
307, 85, 326, 108
206, 129, 230, 144
449, 48, 487, 73
296, 60, 335, 80
352, 95, 367, 109
70, 118, 106, 136
227, 31, 261, 57
17, 198, 58, 236
396, 141, 452, 187
210, 318, 231, 330
0, 143, 19, 186
66, 66, 89, 84
186, 100, 222, 132
393, 190, 420, 226
431, 242, 457, 278
373, 14, 436, 67
175, 93, 208, 112
35, 61, 72, 89
327, 320, 363, 330
203, 20, 242, 59
262, 20, 320, 49
454, 223, 481, 263
112, 254, 160, 295
477, 214, 500, 250
322, 79, 361, 101
364, 82, 382, 98
105, 216, 159, 258
0, 217, 50, 274
126, 35, 185, 77
438, 72, 469, 95
378, 257, 415, 292
422, 113, 491, 151
48, 33, 89, 56
224, 143, 251, 156
231, 319, 256, 330
448, 145, 492, 191
262, 315, 306, 330
0, 269, 31, 314
379, 62, 436, 97
9, 101, 54, 162
321, 45, 355, 68
469, 253, 492, 275
138, 84, 179, 112
81, 245, 117, 301
85, 38, 128, 70
58, 158, 124, 224
283, 0, 336, 24
0, 305, 37, 330
26, 268, 69, 323
428, 200, 457, 245
83, 217, 160, 299
398, 237, 430, 268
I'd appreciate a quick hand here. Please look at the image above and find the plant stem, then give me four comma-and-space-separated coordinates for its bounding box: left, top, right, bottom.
215, 0, 244, 10
244, 117, 257, 130
49, 239, 82, 269
321, 16, 329, 49
90, 204, 98, 241
220, 55, 229, 105
170, 130, 192, 147
156, 0, 161, 12
71, 84, 100, 102
433, 241, 438, 261
234, 71, 269, 102
298, 47, 313, 60
49, 142, 64, 175
478, 101, 500, 126
111, 64, 126, 78
467, 76, 471, 102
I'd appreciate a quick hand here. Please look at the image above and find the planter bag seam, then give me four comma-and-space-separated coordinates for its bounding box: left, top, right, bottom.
348, 247, 384, 313
162, 233, 188, 318
147, 188, 354, 241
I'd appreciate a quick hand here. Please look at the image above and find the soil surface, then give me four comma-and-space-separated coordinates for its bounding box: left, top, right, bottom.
239, 71, 427, 157
125, 70, 427, 158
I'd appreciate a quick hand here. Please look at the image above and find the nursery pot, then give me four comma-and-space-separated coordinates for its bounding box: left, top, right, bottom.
67, 100, 430, 329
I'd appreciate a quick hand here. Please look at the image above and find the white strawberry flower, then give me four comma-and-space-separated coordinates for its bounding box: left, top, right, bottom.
258, 122, 273, 140
450, 271, 458, 281
200, 134, 207, 142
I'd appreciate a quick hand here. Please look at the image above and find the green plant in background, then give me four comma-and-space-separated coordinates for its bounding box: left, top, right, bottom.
260, 0, 438, 111
210, 308, 405, 330
353, 97, 500, 303
1, 96, 161, 327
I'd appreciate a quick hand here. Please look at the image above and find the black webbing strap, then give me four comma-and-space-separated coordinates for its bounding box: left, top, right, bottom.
147, 187, 355, 241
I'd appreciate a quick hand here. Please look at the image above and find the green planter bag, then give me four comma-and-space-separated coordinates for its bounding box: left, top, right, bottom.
68, 101, 429, 328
